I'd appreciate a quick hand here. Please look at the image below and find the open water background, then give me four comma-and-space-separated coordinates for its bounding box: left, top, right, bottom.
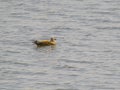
0, 0, 120, 90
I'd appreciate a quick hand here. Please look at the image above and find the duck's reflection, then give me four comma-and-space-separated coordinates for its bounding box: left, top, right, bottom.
35, 45, 56, 53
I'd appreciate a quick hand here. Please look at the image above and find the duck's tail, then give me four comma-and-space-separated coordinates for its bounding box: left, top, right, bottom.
31, 40, 37, 44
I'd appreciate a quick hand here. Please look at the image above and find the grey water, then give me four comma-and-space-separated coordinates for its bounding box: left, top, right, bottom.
0, 0, 120, 90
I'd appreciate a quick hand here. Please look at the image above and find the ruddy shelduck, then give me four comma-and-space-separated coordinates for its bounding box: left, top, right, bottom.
33, 37, 56, 46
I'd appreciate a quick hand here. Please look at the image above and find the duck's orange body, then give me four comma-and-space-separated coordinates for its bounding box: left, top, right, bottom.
34, 38, 56, 46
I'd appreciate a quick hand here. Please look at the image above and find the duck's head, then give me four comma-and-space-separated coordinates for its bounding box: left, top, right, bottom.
50, 37, 56, 42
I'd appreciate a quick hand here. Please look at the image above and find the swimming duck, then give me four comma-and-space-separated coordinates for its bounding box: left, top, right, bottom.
33, 37, 56, 46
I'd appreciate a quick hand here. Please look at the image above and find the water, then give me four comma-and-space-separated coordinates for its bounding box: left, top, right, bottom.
0, 0, 120, 90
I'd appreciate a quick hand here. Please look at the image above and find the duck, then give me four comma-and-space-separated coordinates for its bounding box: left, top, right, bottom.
33, 37, 56, 46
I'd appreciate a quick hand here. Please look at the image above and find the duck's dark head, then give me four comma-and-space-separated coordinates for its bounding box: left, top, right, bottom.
50, 37, 56, 42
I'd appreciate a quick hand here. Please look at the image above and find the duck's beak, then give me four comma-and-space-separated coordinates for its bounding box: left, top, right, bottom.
53, 37, 56, 40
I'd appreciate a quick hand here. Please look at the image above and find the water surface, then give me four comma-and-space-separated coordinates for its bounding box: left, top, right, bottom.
0, 0, 120, 90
